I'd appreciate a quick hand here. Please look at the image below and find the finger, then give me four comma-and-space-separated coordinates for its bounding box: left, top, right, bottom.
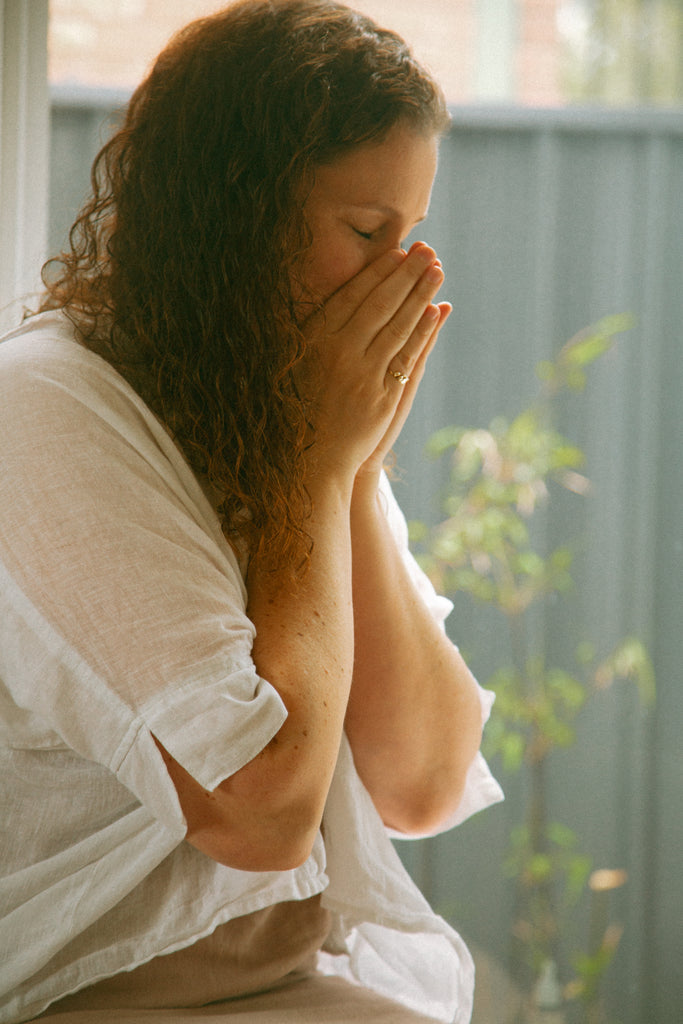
337, 244, 438, 337
413, 300, 452, 366
387, 301, 451, 388
372, 262, 445, 373
322, 248, 406, 330
364, 303, 452, 466
385, 305, 439, 386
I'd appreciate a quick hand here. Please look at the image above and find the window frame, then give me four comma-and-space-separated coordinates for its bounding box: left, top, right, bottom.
0, 0, 49, 329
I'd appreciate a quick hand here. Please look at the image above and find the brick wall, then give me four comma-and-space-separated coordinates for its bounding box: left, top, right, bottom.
517, 0, 562, 105
48, 0, 561, 106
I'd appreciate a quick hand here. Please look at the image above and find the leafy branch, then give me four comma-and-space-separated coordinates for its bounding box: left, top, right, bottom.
411, 316, 654, 1022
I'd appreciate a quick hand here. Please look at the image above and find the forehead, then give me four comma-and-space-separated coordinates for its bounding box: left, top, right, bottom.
311, 125, 439, 212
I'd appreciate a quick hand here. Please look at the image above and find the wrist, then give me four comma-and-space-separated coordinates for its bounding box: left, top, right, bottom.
352, 467, 382, 508
351, 473, 390, 543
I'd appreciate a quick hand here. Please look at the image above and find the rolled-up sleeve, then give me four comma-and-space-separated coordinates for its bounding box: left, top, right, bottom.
378, 472, 504, 835
0, 326, 288, 823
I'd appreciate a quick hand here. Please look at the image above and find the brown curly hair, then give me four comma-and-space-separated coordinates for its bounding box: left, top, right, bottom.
41, 0, 450, 570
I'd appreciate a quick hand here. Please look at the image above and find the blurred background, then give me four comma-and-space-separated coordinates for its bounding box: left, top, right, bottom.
47, 0, 683, 108
8, 2, 683, 1022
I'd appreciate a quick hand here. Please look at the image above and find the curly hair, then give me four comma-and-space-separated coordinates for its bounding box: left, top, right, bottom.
41, 0, 450, 571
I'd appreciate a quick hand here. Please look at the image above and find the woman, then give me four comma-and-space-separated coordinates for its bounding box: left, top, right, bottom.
0, 2, 502, 1021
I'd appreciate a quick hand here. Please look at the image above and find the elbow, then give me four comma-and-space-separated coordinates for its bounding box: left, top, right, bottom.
269, 836, 319, 872
395, 711, 484, 834
213, 827, 319, 873
155, 733, 325, 873
379, 751, 479, 837
384, 780, 465, 837
186, 800, 323, 873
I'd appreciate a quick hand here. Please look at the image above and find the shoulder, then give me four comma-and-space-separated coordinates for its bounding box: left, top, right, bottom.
1, 309, 94, 372
1, 310, 127, 401
0, 311, 166, 452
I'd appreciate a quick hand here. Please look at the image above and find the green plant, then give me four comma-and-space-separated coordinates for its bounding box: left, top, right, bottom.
410, 317, 655, 1023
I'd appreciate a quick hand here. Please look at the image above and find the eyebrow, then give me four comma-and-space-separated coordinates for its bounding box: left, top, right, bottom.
346, 204, 428, 224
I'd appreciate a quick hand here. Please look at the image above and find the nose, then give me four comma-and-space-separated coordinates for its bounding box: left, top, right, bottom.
387, 227, 408, 252
365, 232, 406, 269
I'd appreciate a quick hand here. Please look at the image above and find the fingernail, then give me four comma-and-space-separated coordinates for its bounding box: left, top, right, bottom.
415, 244, 436, 266
425, 264, 444, 283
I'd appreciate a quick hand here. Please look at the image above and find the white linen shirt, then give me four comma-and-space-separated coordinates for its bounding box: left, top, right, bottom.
0, 312, 503, 1024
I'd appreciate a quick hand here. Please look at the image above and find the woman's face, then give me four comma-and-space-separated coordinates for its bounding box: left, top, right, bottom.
300, 122, 439, 302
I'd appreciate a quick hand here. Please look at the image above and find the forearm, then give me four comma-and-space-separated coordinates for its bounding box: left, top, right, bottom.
157, 473, 356, 872
237, 475, 355, 854
344, 472, 483, 834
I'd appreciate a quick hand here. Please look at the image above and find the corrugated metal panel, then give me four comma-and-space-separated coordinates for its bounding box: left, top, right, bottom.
48, 99, 683, 1023
396, 108, 683, 1024
48, 86, 128, 259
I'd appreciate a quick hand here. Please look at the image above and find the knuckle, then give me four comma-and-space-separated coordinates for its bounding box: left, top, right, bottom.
385, 317, 408, 344
367, 292, 396, 323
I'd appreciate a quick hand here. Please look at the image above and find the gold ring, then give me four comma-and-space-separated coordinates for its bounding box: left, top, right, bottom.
388, 369, 410, 384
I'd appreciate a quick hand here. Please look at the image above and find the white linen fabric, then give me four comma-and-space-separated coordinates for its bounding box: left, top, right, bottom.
0, 312, 503, 1024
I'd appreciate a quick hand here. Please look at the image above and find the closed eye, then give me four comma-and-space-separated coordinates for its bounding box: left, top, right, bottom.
352, 227, 375, 241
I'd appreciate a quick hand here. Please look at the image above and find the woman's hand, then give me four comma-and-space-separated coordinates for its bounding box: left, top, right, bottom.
302, 243, 449, 483
357, 295, 452, 481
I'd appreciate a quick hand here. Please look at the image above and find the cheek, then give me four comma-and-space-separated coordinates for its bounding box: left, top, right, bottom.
304, 239, 367, 301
